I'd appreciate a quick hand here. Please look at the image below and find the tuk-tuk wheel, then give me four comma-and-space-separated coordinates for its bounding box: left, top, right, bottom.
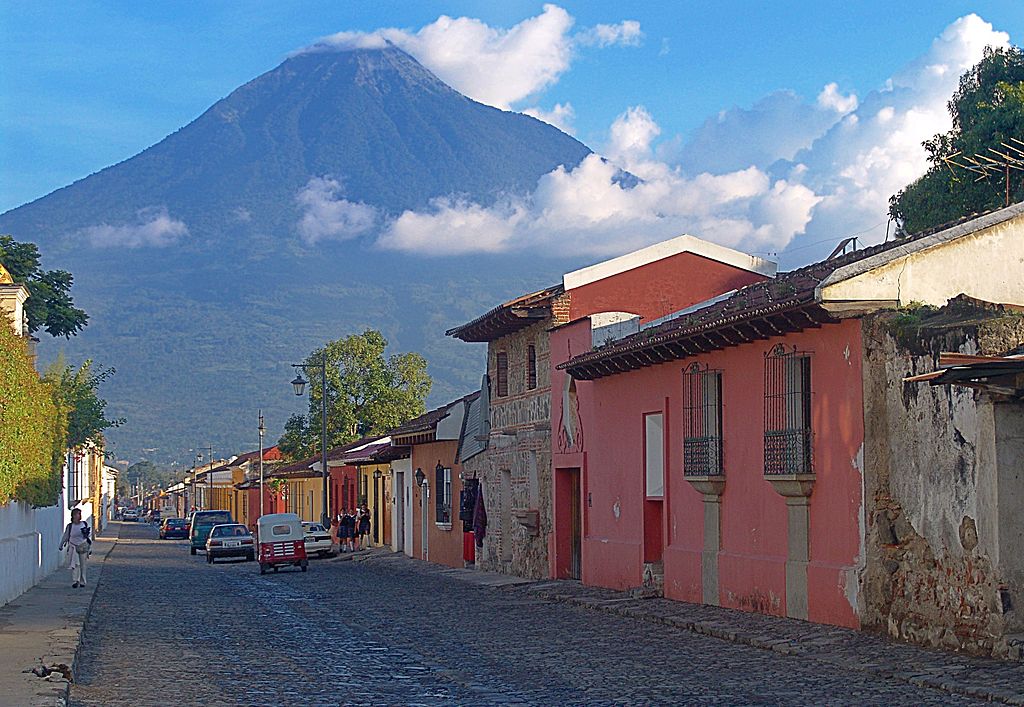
259, 563, 266, 575
301, 559, 308, 572
273, 566, 279, 573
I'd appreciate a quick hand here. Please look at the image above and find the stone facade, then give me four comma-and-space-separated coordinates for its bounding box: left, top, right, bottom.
860, 302, 1024, 660
470, 297, 568, 578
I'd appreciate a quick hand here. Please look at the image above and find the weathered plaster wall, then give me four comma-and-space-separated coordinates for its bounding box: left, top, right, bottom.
860, 308, 1024, 659
475, 318, 555, 579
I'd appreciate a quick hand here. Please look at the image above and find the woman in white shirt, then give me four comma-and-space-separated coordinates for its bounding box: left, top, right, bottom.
59, 508, 92, 588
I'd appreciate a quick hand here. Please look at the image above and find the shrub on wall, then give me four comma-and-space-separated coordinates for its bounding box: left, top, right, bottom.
0, 324, 67, 506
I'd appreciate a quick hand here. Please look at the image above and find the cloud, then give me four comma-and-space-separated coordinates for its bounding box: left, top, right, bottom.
816, 83, 858, 114
303, 5, 641, 110
523, 102, 576, 134
296, 177, 377, 243
81, 208, 187, 248
576, 20, 643, 48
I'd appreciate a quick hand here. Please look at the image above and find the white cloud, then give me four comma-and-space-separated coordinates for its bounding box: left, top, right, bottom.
303, 5, 641, 110
523, 102, 576, 134
576, 20, 643, 48
816, 82, 858, 114
81, 208, 187, 248
296, 177, 377, 243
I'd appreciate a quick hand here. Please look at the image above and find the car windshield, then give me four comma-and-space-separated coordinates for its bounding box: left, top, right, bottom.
213, 525, 248, 537
195, 512, 232, 524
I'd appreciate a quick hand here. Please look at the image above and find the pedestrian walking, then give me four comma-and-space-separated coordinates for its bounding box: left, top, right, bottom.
330, 515, 341, 554
59, 508, 93, 588
339, 508, 355, 552
356, 505, 371, 549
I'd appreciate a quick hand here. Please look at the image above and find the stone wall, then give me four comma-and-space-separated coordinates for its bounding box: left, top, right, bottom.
860, 302, 1024, 659
473, 317, 556, 579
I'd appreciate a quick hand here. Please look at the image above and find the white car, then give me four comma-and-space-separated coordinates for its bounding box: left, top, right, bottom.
123, 509, 139, 522
302, 522, 334, 558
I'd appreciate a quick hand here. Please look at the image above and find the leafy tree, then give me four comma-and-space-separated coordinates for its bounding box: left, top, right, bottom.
279, 329, 431, 458
890, 46, 1024, 234
277, 413, 310, 460
0, 235, 89, 338
45, 357, 123, 449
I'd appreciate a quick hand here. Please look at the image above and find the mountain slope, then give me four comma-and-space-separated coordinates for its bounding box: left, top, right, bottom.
2, 47, 590, 250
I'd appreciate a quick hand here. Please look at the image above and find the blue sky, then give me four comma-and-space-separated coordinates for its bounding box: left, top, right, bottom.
3, 2, 1024, 265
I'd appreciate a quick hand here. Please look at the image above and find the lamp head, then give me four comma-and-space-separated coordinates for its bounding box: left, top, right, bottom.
291, 373, 307, 397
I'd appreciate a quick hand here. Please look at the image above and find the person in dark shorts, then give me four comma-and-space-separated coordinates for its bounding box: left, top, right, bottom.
340, 509, 355, 552
356, 505, 371, 549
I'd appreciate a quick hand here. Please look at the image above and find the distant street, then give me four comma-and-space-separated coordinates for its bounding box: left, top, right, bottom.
67, 523, 984, 706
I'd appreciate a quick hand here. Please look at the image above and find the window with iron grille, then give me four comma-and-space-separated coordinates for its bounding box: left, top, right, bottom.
435, 465, 452, 525
682, 362, 723, 476
527, 344, 537, 390
764, 344, 812, 475
496, 351, 509, 397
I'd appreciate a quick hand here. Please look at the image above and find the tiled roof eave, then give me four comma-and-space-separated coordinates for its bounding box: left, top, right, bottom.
564, 300, 837, 380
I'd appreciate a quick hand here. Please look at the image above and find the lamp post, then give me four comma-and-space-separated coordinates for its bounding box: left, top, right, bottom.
291, 356, 329, 527
258, 409, 265, 519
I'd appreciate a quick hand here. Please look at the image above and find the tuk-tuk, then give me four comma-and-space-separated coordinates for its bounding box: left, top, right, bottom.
256, 513, 308, 574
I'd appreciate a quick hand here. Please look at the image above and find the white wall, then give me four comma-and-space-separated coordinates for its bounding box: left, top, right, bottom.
390, 458, 414, 557
0, 498, 65, 607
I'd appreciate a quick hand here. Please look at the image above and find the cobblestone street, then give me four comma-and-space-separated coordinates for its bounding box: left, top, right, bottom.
70, 523, 989, 706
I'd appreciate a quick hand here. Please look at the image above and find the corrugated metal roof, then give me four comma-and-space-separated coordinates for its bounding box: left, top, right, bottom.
457, 376, 490, 463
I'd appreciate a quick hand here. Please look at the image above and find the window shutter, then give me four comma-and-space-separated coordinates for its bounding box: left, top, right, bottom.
496, 352, 509, 397
527, 344, 537, 390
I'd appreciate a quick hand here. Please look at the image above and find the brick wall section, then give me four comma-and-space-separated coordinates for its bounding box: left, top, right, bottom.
473, 316, 558, 579
860, 308, 1024, 660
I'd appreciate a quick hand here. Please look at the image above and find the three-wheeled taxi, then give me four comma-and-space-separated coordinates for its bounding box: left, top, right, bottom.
257, 513, 308, 574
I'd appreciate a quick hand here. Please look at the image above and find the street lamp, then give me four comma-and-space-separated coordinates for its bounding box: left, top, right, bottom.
414, 468, 426, 487
290, 356, 329, 527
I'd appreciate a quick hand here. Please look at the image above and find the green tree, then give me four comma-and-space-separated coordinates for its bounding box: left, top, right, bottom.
45, 357, 123, 449
277, 413, 310, 459
890, 46, 1024, 234
279, 329, 431, 458
0, 235, 89, 338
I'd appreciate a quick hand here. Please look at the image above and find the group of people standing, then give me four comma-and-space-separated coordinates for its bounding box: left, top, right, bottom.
332, 506, 371, 552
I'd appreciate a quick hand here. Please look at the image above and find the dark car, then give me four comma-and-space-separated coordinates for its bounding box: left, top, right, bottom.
160, 517, 188, 539
205, 524, 255, 563
189, 510, 234, 554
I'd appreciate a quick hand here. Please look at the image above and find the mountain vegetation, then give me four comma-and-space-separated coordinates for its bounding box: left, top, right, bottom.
890, 45, 1024, 234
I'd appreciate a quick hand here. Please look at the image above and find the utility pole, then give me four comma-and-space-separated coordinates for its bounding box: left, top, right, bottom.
258, 410, 265, 519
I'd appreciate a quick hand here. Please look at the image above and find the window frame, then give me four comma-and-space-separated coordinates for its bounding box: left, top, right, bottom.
763, 344, 813, 476
527, 344, 538, 390
682, 363, 724, 476
644, 412, 665, 499
496, 351, 509, 397
435, 465, 453, 527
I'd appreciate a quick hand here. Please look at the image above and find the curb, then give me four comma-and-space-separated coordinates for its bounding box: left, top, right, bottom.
525, 587, 1024, 706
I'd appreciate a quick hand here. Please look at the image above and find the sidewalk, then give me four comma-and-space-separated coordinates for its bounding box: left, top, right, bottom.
0, 524, 119, 707
359, 551, 1024, 705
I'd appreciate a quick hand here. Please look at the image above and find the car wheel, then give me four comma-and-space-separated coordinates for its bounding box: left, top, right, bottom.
190, 547, 196, 555
206, 554, 213, 564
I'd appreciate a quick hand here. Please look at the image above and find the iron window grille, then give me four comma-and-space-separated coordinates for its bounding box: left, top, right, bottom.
527, 344, 538, 390
682, 362, 724, 476
435, 466, 452, 524
496, 352, 509, 397
764, 344, 813, 475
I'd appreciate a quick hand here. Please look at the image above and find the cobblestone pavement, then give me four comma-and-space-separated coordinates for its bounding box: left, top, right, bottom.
71, 523, 988, 706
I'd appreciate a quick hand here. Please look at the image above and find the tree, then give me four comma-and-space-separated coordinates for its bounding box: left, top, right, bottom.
279, 329, 432, 458
0, 235, 89, 338
890, 46, 1024, 234
45, 357, 123, 449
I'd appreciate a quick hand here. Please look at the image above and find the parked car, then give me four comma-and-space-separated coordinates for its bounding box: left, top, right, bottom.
123, 509, 139, 522
189, 510, 234, 555
205, 523, 255, 563
302, 522, 334, 558
257, 513, 308, 574
160, 517, 188, 539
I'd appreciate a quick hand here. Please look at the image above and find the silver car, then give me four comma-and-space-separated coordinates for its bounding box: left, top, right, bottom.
302, 522, 334, 558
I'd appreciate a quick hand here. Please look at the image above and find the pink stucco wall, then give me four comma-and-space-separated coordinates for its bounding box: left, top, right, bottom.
552, 318, 864, 629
